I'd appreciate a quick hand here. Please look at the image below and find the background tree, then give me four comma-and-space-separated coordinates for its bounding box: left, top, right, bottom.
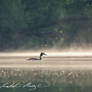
0, 0, 92, 51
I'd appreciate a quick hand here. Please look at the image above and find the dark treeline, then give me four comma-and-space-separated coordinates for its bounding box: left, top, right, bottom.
0, 0, 92, 51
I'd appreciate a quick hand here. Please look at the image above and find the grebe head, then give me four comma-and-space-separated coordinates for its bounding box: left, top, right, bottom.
40, 52, 47, 56
40, 52, 47, 60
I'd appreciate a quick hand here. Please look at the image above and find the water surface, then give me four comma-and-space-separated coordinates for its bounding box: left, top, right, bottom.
0, 56, 92, 92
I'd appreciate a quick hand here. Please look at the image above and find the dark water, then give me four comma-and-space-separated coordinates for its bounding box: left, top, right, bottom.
0, 68, 92, 92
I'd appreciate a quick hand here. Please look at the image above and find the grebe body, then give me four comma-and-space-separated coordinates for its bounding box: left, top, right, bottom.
27, 52, 46, 61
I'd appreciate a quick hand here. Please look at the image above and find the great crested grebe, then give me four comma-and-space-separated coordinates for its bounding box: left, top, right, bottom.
27, 52, 47, 61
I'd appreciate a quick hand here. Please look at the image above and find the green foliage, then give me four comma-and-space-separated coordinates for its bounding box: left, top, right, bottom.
0, 0, 92, 50
0, 0, 27, 31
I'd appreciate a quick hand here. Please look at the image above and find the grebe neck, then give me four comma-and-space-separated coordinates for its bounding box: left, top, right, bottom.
40, 55, 42, 60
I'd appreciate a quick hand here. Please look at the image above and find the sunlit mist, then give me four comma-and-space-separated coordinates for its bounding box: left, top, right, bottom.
0, 51, 92, 57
